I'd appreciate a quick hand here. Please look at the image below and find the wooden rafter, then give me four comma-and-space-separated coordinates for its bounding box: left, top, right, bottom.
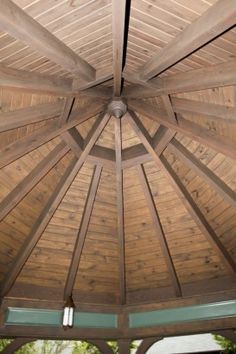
0, 142, 70, 222
161, 95, 178, 124
124, 60, 236, 98
0, 113, 110, 298
168, 139, 236, 210
0, 0, 95, 82
0, 63, 72, 95
128, 99, 236, 161
126, 110, 236, 275
64, 164, 103, 300
115, 118, 126, 304
171, 97, 236, 124
0, 101, 64, 133
0, 99, 106, 169
136, 164, 182, 297
112, 0, 127, 96
61, 127, 84, 154
118, 339, 131, 354
139, 0, 236, 80
153, 126, 176, 155
59, 97, 75, 126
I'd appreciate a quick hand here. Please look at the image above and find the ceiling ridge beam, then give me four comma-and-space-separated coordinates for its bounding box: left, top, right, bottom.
0, 101, 64, 133
0, 142, 70, 222
128, 99, 236, 161
64, 164, 103, 300
115, 118, 126, 305
139, 0, 236, 80
112, 0, 127, 96
126, 110, 236, 276
0, 0, 96, 82
136, 164, 182, 297
0, 112, 110, 298
0, 99, 106, 169
124, 60, 236, 98
168, 139, 236, 210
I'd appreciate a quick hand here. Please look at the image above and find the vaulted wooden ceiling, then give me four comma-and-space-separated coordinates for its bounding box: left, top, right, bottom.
0, 0, 236, 314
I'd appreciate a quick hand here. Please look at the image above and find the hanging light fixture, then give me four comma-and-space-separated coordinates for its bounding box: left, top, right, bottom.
62, 295, 75, 328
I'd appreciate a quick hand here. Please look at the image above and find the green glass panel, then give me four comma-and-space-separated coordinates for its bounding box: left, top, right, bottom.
129, 300, 236, 328
5, 308, 117, 328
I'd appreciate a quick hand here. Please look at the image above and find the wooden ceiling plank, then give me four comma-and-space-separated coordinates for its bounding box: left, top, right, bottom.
0, 99, 106, 169
64, 164, 103, 300
59, 97, 75, 126
171, 97, 236, 124
0, 142, 70, 222
126, 110, 236, 276
136, 164, 182, 297
168, 139, 236, 210
124, 60, 236, 98
112, 0, 127, 96
0, 156, 78, 298
0, 113, 110, 298
115, 118, 126, 304
0, 0, 96, 82
139, 0, 236, 80
0, 101, 64, 133
128, 99, 236, 161
0, 63, 72, 95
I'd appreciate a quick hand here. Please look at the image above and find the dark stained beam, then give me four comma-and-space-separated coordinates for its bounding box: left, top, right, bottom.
171, 97, 236, 124
136, 164, 182, 297
1, 338, 34, 354
118, 339, 131, 354
168, 139, 236, 209
0, 142, 70, 222
0, 113, 110, 298
64, 164, 103, 300
0, 99, 106, 169
59, 97, 75, 126
115, 118, 126, 305
128, 99, 236, 161
139, 0, 236, 80
126, 110, 236, 275
136, 337, 162, 354
0, 101, 64, 133
0, 0, 95, 81
0, 63, 72, 95
124, 60, 236, 98
112, 0, 127, 95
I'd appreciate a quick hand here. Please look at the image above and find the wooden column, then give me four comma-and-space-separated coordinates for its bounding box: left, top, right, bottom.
118, 339, 131, 354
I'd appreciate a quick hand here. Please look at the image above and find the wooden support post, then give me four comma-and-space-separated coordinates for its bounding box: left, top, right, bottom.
118, 339, 131, 354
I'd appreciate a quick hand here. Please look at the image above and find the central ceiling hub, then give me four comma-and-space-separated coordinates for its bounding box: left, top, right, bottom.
107, 98, 127, 119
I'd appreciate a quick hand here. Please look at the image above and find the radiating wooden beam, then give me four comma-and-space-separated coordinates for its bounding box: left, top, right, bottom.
0, 101, 64, 133
124, 60, 236, 98
0, 63, 72, 95
126, 111, 236, 275
1, 338, 34, 354
161, 95, 178, 124
0, 99, 106, 169
139, 0, 236, 80
128, 99, 236, 161
64, 164, 103, 300
171, 97, 236, 124
115, 118, 126, 304
0, 142, 70, 222
168, 139, 236, 210
0, 113, 110, 297
61, 127, 84, 154
0, 0, 95, 81
136, 164, 182, 297
112, 0, 127, 95
59, 97, 75, 126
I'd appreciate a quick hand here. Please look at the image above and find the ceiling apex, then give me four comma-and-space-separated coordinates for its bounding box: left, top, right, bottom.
107, 98, 127, 119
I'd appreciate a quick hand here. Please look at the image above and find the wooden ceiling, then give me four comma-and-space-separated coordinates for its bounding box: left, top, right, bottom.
0, 0, 236, 318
